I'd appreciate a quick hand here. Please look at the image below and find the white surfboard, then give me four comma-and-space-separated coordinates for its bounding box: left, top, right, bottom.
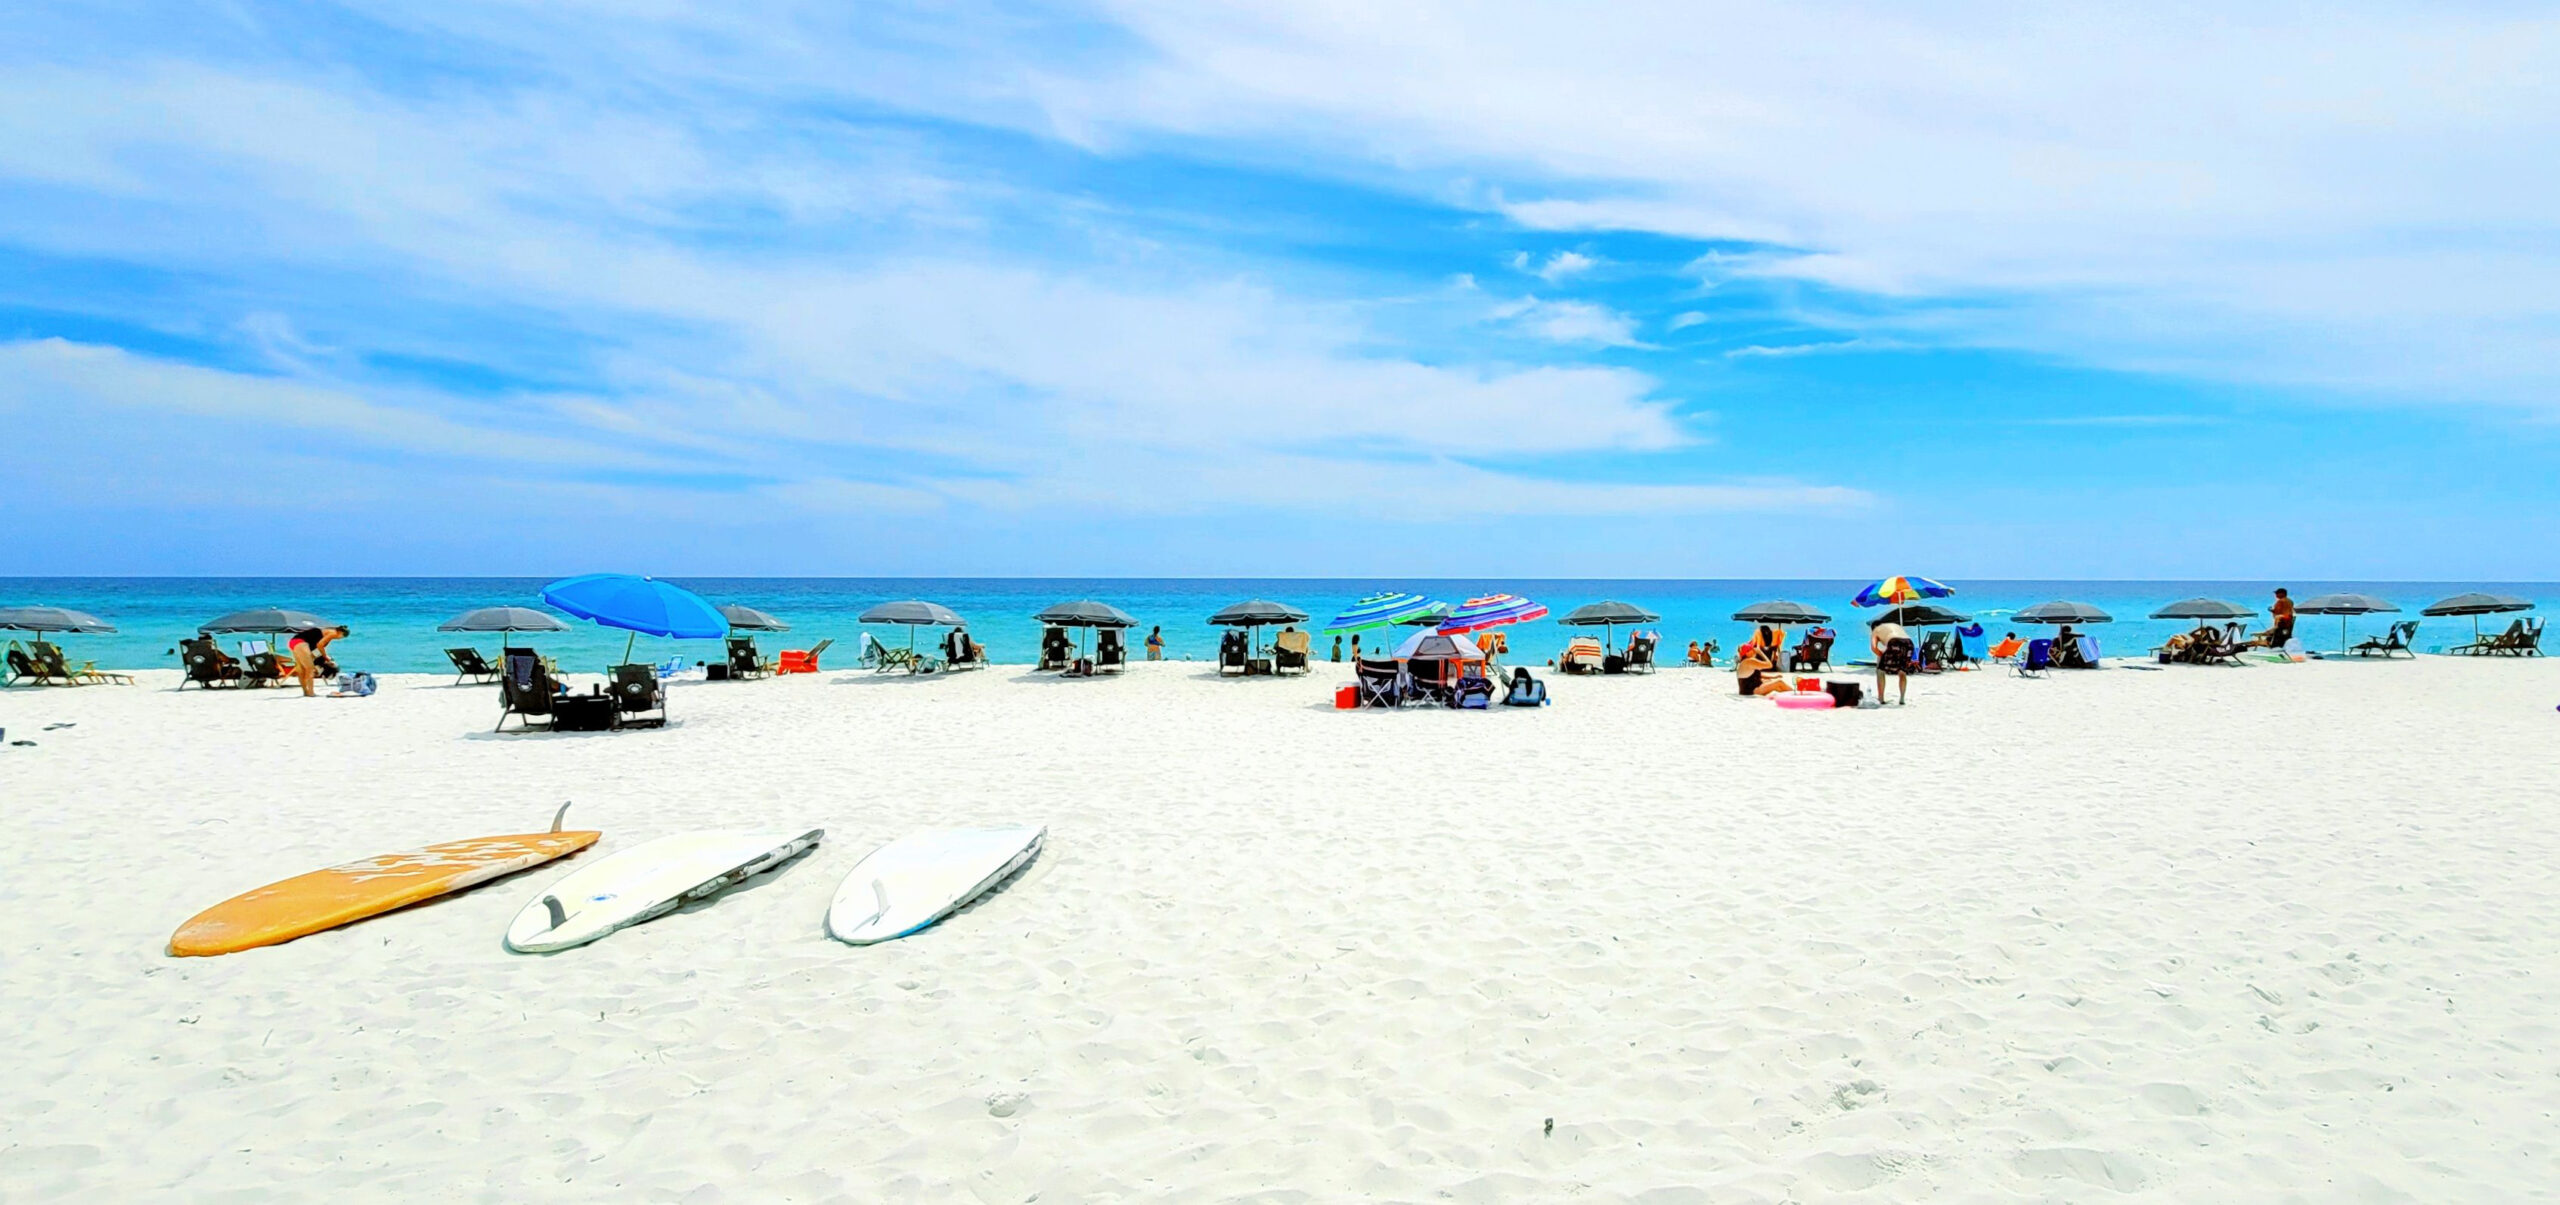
506, 829, 823, 953
826, 825, 1044, 945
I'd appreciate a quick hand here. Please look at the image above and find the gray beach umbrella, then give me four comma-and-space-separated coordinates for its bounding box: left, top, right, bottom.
1732, 600, 1831, 625
1557, 599, 1660, 652
437, 606, 568, 634
2295, 593, 2403, 655
859, 600, 963, 628
1035, 600, 1137, 628
200, 606, 326, 634
1865, 603, 1969, 628
716, 604, 790, 633
1207, 599, 1310, 627
2149, 598, 2254, 622
2422, 592, 2534, 643
2013, 600, 2114, 625
0, 606, 116, 635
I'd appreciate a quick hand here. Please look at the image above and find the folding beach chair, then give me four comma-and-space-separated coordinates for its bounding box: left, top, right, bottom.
725, 637, 772, 680
1354, 658, 1405, 707
2015, 638, 2053, 677
1917, 631, 1952, 673
32, 642, 130, 685
1453, 668, 1495, 708
2348, 621, 2419, 659
1406, 656, 1457, 707
1272, 629, 1312, 674
776, 638, 832, 674
943, 628, 988, 670
1500, 666, 1549, 707
610, 663, 668, 728
496, 651, 563, 732
1558, 636, 1604, 675
1218, 629, 1249, 676
178, 636, 244, 689
446, 647, 501, 685
1096, 628, 1128, 673
4, 643, 42, 686
1622, 635, 1658, 674
1787, 630, 1835, 672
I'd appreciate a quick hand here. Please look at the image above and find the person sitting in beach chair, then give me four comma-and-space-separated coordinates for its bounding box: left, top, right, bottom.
2050, 626, 2096, 669
1501, 665, 1548, 707
496, 650, 565, 732
446, 647, 501, 685
775, 638, 832, 673
4, 642, 43, 686
1037, 626, 1073, 672
1273, 627, 1312, 674
725, 637, 773, 680
1096, 628, 1128, 673
1989, 632, 2025, 662
241, 646, 289, 688
1916, 631, 1952, 673
177, 636, 245, 689
1947, 625, 1983, 668
2349, 620, 2419, 659
1354, 657, 1404, 707
1787, 629, 1834, 671
942, 627, 988, 670
609, 663, 668, 728
1557, 635, 1605, 675
1218, 629, 1249, 676
2454, 618, 2542, 657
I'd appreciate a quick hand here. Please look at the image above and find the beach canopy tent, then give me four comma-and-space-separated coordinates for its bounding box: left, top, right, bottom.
1392, 629, 1484, 661
1731, 600, 1830, 625
717, 604, 790, 633
540, 574, 725, 664
0, 606, 116, 636
201, 607, 327, 635
2013, 601, 2114, 625
1558, 599, 1660, 651
2294, 593, 2403, 655
1207, 600, 1309, 627
1864, 603, 1969, 628
1324, 592, 1436, 635
1437, 594, 1548, 636
2421, 592, 2535, 643
1854, 576, 1955, 608
2150, 598, 2254, 622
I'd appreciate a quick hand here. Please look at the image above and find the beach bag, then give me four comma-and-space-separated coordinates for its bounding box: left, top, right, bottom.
333, 671, 378, 697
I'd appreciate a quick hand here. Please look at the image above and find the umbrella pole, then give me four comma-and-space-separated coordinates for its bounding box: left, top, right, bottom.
623, 630, 638, 665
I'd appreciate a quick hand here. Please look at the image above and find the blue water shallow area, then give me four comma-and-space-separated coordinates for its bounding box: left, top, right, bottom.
1, 578, 2545, 674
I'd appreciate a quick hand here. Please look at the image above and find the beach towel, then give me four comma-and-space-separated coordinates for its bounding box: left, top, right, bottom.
331, 671, 378, 697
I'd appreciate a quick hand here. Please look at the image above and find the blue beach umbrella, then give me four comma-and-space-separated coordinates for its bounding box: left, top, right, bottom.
1324, 592, 1434, 636
539, 574, 726, 664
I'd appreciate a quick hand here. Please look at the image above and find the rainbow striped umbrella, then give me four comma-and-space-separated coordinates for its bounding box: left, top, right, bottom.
1324, 592, 1434, 634
1853, 575, 1955, 608
1437, 593, 1549, 635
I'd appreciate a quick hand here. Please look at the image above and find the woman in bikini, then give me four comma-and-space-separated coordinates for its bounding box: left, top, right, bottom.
286, 624, 350, 697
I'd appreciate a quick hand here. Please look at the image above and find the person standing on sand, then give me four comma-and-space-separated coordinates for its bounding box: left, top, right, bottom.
1871, 619, 1912, 705
287, 625, 349, 698
2250, 588, 2297, 648
1331, 634, 1343, 662
1349, 634, 1361, 662
1145, 625, 1164, 660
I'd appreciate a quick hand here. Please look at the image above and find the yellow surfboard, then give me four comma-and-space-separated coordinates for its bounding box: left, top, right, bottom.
171, 805, 601, 957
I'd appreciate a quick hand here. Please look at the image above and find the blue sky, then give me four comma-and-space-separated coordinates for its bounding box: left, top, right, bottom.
5, 2, 2559, 577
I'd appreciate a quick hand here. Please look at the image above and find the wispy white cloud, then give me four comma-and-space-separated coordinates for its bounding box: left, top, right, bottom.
1492, 296, 1642, 347
1723, 338, 1903, 359
1667, 311, 1710, 331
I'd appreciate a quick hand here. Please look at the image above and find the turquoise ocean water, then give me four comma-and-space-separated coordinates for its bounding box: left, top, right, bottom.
4, 579, 2545, 674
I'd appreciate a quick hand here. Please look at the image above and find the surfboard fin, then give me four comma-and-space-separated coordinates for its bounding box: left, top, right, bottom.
542, 894, 567, 930
551, 801, 573, 833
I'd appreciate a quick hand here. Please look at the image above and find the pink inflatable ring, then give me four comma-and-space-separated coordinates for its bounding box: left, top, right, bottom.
1773, 690, 1835, 710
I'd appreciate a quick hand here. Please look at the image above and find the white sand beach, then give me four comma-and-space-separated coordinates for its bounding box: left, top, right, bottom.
4, 657, 2557, 1201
